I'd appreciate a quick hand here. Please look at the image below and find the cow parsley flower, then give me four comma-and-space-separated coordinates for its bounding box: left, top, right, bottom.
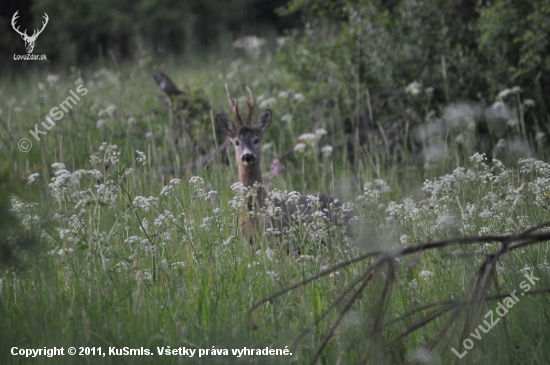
28, 173, 40, 185
420, 270, 434, 280
321, 145, 333, 157
136, 150, 147, 165
133, 196, 158, 211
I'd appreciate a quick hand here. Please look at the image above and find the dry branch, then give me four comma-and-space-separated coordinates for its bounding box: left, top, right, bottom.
248, 221, 550, 364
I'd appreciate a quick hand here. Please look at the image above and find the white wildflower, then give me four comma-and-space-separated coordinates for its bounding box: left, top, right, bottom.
518, 266, 533, 274
136, 150, 147, 165
133, 196, 158, 211
299, 133, 316, 143
405, 81, 421, 95
28, 173, 40, 185
497, 86, 521, 100
232, 35, 265, 54
98, 104, 117, 118
154, 210, 174, 227
315, 128, 327, 137
452, 249, 464, 256
321, 145, 333, 157
281, 113, 292, 122
523, 99, 535, 107
278, 90, 289, 99
293, 93, 305, 102
259, 97, 276, 109
96, 180, 118, 207
420, 270, 434, 280
136, 269, 152, 281
172, 262, 186, 269
479, 209, 493, 219
266, 271, 278, 281
46, 74, 60, 86
294, 142, 306, 152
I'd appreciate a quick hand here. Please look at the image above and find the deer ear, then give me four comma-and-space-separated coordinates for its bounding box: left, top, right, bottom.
255, 109, 272, 136
217, 114, 237, 138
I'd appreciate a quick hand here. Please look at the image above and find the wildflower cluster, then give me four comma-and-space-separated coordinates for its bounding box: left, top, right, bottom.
295, 128, 327, 153
385, 154, 550, 249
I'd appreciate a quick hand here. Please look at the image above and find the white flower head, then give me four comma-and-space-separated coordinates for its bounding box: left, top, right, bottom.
293, 93, 305, 102
281, 113, 292, 123
98, 104, 117, 118
136, 150, 147, 165
133, 196, 158, 211
420, 270, 434, 280
315, 128, 327, 137
96, 119, 107, 128
28, 173, 40, 185
294, 142, 306, 152
321, 145, 333, 157
46, 74, 60, 86
259, 97, 276, 109
405, 81, 421, 95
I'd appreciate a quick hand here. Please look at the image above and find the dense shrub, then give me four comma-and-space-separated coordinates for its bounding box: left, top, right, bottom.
276, 0, 550, 162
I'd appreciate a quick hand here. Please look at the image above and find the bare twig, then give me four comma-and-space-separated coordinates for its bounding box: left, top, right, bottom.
248, 221, 550, 364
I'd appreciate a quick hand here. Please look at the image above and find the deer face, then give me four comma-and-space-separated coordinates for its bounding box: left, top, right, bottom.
217, 109, 272, 166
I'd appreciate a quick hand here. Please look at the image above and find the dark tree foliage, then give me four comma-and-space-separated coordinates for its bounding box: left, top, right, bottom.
1, 0, 297, 66
478, 0, 550, 117
276, 0, 549, 156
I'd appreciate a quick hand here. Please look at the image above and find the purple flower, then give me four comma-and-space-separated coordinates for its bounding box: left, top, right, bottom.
270, 159, 286, 177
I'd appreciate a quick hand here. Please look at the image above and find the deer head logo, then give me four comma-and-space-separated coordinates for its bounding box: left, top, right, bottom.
11, 11, 49, 54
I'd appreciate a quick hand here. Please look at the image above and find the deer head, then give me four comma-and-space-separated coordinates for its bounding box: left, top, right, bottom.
217, 85, 272, 171
217, 85, 353, 241
12, 11, 49, 54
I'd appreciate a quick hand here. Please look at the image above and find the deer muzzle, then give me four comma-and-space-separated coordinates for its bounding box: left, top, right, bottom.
241, 153, 255, 164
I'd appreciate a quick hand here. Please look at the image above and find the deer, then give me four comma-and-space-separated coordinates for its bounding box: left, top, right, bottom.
11, 11, 49, 54
216, 85, 354, 246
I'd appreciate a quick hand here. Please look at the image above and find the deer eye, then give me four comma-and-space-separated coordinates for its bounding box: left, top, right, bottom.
253, 138, 259, 144
235, 141, 239, 146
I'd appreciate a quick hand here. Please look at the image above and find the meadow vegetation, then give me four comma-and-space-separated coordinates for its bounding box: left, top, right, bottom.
1, 1, 550, 364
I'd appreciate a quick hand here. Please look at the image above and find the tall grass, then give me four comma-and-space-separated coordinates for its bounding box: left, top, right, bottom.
1, 53, 549, 364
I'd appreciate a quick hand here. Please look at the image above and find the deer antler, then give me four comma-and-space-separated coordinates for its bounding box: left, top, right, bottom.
32, 13, 49, 39
245, 86, 255, 126
11, 11, 48, 40
11, 11, 28, 38
225, 84, 243, 127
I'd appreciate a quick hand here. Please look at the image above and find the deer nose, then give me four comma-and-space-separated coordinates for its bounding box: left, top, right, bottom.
242, 154, 255, 163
